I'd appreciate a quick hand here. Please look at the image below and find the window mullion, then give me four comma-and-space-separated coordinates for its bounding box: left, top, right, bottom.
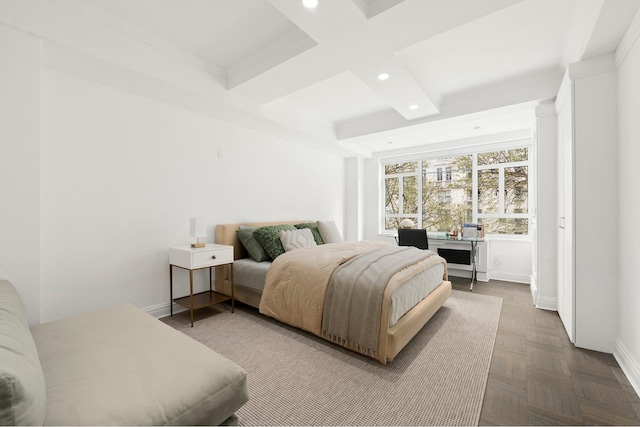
472, 153, 478, 223
498, 166, 505, 214
399, 176, 404, 215
418, 163, 423, 228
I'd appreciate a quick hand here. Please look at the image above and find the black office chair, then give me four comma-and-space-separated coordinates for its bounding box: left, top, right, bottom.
397, 228, 429, 250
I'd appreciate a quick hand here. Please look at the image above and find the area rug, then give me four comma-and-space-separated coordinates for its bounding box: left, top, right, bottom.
162, 290, 502, 426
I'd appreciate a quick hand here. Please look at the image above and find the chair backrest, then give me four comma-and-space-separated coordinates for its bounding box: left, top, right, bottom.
397, 228, 429, 250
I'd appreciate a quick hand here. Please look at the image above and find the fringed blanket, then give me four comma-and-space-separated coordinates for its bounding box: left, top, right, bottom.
321, 246, 434, 358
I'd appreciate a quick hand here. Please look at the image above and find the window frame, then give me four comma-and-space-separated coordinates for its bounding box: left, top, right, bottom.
380, 143, 532, 237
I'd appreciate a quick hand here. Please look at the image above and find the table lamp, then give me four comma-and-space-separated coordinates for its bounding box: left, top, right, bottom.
189, 217, 206, 248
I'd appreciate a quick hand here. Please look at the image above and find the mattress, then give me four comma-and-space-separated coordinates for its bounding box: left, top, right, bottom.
31, 303, 248, 426
389, 262, 444, 326
235, 254, 445, 328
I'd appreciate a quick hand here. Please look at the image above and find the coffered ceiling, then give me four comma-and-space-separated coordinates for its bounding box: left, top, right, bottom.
2, 0, 639, 156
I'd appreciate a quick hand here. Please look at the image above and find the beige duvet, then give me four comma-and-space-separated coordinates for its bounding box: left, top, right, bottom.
258, 241, 448, 360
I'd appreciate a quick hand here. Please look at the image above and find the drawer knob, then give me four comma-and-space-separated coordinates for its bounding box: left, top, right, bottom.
211, 255, 216, 260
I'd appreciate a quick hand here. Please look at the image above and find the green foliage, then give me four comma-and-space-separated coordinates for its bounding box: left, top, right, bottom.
383, 149, 529, 235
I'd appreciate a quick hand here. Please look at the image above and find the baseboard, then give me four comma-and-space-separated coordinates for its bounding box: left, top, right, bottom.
143, 302, 186, 319
534, 296, 557, 311
614, 338, 640, 398
488, 271, 531, 284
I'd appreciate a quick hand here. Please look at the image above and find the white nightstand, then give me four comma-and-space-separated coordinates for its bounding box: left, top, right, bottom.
169, 244, 234, 327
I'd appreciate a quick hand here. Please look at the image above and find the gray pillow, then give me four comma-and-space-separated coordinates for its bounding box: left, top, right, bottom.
279, 228, 317, 252
253, 224, 297, 260
236, 228, 270, 262
317, 220, 343, 244
295, 222, 324, 245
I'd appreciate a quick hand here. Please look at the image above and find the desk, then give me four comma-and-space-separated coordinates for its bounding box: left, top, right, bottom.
428, 234, 484, 291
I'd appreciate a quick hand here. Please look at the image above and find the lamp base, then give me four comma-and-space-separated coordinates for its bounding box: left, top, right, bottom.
190, 243, 206, 248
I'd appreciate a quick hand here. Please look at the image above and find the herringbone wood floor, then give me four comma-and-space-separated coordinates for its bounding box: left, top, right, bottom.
449, 277, 640, 426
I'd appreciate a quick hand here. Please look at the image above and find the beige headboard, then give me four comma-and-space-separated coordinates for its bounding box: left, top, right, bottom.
214, 221, 308, 289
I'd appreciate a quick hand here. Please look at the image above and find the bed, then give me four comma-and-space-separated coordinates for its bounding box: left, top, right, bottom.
215, 221, 451, 364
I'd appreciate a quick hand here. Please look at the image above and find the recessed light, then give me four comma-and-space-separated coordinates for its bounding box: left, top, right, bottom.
302, 0, 318, 8
387, 141, 393, 144
473, 126, 481, 130
409, 104, 419, 110
377, 73, 390, 81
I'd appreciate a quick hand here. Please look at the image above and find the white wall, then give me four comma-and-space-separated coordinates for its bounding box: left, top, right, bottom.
533, 104, 558, 309
487, 239, 532, 283
0, 20, 345, 323
345, 157, 364, 241
37, 66, 344, 322
0, 25, 41, 325
616, 9, 640, 395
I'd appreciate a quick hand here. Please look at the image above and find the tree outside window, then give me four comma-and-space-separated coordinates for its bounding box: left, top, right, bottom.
382, 147, 529, 235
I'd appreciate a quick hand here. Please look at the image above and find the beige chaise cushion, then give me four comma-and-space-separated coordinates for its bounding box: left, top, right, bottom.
31, 304, 248, 426
0, 280, 47, 426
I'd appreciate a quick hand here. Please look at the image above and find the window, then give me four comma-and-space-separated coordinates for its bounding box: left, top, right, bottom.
435, 167, 452, 182
382, 147, 530, 235
383, 161, 419, 230
439, 190, 452, 202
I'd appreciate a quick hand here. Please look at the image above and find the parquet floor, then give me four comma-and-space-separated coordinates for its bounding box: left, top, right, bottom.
449, 277, 640, 426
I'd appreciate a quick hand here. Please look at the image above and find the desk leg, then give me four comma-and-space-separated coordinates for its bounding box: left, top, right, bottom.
189, 269, 194, 327
169, 264, 173, 316
470, 241, 476, 291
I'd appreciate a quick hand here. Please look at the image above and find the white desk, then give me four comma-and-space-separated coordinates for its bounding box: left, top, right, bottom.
428, 235, 484, 291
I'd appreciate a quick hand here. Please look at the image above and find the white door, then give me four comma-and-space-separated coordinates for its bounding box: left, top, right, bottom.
556, 93, 575, 343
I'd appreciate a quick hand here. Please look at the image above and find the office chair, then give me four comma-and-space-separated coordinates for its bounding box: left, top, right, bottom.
397, 228, 429, 250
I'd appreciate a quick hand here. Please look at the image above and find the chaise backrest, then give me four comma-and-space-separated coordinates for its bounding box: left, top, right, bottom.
0, 280, 46, 426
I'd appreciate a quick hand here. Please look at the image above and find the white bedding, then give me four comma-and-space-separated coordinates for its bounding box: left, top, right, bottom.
235, 251, 445, 327
389, 262, 445, 326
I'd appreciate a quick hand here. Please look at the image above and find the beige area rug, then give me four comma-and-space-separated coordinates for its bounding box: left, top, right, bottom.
162, 290, 502, 426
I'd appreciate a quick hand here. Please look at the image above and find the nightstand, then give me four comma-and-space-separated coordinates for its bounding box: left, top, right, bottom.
169, 244, 234, 327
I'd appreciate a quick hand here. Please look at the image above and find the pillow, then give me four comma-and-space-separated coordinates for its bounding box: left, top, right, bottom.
317, 220, 343, 244
295, 222, 324, 245
279, 229, 318, 252
0, 280, 46, 426
253, 224, 297, 260
236, 228, 270, 262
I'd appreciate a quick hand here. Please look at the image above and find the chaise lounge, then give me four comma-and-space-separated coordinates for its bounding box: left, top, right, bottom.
0, 280, 248, 425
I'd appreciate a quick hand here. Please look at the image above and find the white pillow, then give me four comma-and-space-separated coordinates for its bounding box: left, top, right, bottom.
317, 220, 343, 244
279, 228, 317, 252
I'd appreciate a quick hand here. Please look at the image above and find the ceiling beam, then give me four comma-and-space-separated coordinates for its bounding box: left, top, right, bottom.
229, 0, 522, 122
337, 68, 562, 140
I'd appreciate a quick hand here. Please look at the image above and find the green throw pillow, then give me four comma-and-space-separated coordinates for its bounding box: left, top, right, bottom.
253, 224, 297, 260
295, 222, 324, 245
236, 228, 270, 262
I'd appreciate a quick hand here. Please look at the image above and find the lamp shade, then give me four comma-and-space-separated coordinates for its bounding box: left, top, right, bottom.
189, 217, 207, 238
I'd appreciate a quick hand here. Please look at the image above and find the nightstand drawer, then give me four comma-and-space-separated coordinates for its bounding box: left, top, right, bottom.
170, 244, 234, 269
192, 247, 233, 268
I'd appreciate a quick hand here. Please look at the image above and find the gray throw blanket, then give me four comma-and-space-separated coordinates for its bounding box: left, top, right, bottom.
321, 246, 431, 357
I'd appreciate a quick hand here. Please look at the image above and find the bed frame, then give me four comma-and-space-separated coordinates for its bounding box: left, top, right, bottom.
215, 221, 452, 363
